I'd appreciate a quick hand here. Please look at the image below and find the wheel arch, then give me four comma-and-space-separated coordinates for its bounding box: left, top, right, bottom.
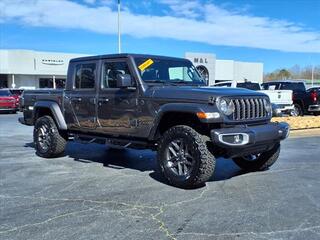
148, 103, 210, 140
33, 101, 67, 130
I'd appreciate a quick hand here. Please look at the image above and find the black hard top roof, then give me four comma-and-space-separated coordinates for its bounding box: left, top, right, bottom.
70, 53, 187, 63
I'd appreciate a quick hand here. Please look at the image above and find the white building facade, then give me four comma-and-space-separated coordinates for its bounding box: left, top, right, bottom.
0, 50, 263, 89
185, 52, 263, 85
0, 49, 87, 89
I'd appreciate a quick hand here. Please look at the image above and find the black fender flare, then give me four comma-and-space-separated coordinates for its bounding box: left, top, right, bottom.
34, 101, 67, 130
148, 103, 215, 140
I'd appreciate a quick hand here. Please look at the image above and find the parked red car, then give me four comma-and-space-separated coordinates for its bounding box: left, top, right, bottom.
0, 89, 18, 113
9, 89, 24, 109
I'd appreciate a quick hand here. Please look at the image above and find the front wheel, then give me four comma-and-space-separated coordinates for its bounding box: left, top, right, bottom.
232, 143, 280, 172
157, 125, 215, 188
33, 115, 67, 158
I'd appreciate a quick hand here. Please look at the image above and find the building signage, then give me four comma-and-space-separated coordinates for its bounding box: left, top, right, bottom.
193, 58, 208, 64
41, 59, 64, 65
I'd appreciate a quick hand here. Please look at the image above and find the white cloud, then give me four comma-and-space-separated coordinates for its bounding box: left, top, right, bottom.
0, 0, 319, 53
159, 0, 202, 18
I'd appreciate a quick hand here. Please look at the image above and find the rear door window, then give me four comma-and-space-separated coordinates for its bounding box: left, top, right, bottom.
74, 63, 96, 89
262, 83, 280, 90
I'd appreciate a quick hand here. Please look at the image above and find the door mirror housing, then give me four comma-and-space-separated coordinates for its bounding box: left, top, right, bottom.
116, 74, 133, 88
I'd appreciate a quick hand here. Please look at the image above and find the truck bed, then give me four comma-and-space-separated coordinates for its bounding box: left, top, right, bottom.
22, 89, 65, 111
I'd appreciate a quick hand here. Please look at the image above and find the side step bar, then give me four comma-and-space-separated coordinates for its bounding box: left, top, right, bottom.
72, 133, 154, 150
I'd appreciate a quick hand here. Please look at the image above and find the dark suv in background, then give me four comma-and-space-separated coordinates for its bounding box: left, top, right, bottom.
262, 81, 320, 116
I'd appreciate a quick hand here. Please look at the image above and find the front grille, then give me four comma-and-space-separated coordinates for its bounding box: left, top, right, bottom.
230, 97, 268, 121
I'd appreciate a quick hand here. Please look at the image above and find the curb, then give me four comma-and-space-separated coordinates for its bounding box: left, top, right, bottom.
289, 128, 320, 138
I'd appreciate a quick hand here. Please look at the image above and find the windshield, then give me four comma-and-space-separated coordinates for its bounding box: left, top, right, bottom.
0, 90, 11, 96
237, 82, 261, 90
134, 57, 206, 85
214, 82, 232, 87
9, 89, 23, 95
280, 83, 306, 91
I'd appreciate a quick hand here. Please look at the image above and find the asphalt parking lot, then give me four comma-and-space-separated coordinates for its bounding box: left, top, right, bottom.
1, 113, 320, 240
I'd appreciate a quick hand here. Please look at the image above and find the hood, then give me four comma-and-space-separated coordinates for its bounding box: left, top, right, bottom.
146, 86, 267, 102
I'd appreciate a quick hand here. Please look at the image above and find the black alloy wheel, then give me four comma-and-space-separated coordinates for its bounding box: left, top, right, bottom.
158, 125, 215, 188
165, 138, 195, 178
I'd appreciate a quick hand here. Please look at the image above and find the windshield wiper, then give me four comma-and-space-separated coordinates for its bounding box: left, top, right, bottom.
145, 80, 180, 86
145, 80, 167, 84
170, 80, 205, 86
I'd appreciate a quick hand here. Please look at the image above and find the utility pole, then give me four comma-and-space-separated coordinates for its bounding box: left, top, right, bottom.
311, 64, 314, 87
118, 0, 121, 53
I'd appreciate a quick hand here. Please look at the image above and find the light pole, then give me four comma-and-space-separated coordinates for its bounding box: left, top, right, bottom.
117, 0, 121, 53
311, 64, 314, 87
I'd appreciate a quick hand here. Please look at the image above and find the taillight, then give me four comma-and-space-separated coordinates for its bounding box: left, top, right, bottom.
310, 91, 318, 103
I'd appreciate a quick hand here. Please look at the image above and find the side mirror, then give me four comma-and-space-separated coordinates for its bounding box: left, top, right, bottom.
116, 74, 133, 88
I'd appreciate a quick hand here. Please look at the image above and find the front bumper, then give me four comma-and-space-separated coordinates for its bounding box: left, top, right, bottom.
308, 105, 320, 113
211, 122, 290, 158
279, 105, 295, 113
0, 106, 17, 111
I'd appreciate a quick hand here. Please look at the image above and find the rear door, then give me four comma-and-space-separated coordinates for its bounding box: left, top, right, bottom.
67, 61, 98, 130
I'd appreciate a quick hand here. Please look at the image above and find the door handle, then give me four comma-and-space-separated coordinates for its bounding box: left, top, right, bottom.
99, 98, 109, 103
98, 98, 109, 106
72, 97, 82, 102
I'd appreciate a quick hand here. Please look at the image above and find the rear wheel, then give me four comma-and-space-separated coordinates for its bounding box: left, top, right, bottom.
293, 104, 303, 116
313, 112, 320, 116
232, 143, 280, 172
157, 125, 215, 188
33, 115, 67, 158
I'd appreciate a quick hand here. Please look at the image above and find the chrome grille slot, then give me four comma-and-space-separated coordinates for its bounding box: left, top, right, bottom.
229, 97, 268, 121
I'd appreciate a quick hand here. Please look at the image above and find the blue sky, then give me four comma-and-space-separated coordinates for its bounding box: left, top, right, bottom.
0, 0, 320, 73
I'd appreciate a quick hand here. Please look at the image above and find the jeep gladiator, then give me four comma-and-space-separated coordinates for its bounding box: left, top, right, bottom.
19, 54, 290, 188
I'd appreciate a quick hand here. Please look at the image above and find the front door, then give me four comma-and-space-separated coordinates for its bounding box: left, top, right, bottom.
97, 59, 139, 136
67, 61, 98, 130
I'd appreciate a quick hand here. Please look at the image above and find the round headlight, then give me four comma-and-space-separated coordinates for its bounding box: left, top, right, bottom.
219, 99, 235, 116
263, 99, 272, 114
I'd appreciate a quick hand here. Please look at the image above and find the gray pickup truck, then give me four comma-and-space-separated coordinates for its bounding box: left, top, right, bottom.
19, 54, 290, 188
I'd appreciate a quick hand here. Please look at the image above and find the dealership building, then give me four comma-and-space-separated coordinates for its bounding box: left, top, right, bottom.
0, 49, 263, 89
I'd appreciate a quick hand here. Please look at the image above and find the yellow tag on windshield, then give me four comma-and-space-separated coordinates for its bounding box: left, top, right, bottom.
138, 59, 154, 71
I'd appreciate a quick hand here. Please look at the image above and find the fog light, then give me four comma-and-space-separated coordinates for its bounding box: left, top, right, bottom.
218, 133, 249, 146
234, 134, 242, 143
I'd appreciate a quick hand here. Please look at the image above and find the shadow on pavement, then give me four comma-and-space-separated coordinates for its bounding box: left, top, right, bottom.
24, 140, 247, 185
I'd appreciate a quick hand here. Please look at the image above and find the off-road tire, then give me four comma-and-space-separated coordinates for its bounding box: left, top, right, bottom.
157, 125, 215, 188
33, 115, 67, 158
232, 143, 280, 172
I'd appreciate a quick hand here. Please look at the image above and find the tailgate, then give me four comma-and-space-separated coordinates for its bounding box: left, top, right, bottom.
259, 90, 293, 105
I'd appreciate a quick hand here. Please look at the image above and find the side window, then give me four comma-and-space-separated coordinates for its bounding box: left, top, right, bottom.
74, 63, 96, 89
102, 61, 133, 88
